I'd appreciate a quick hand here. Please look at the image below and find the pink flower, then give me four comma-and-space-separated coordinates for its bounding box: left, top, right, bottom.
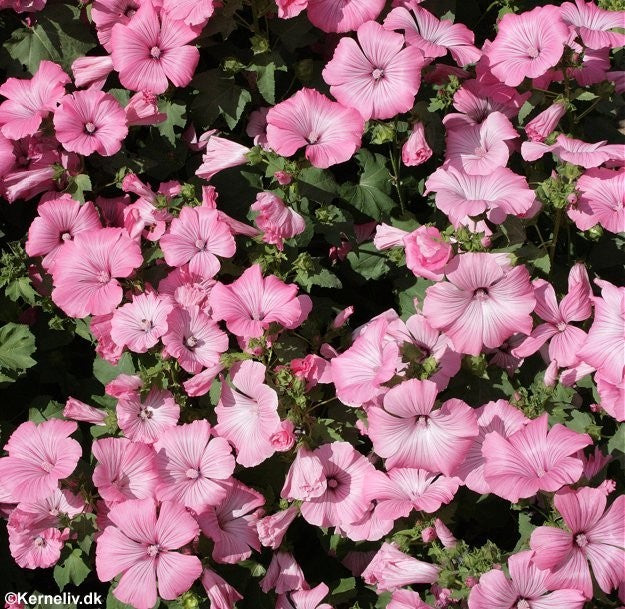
361, 542, 439, 592
201, 569, 242, 609
402, 122, 432, 166
125, 91, 167, 126
530, 487, 625, 598
214, 360, 281, 467
368, 468, 460, 518
580, 279, 624, 385
274, 0, 307, 19
270, 420, 296, 452
155, 420, 234, 511
8, 525, 65, 570
63, 397, 107, 425
290, 442, 373, 528
305, 0, 384, 33
423, 253, 535, 356
277, 583, 333, 609
201, 568, 242, 609
373, 224, 409, 250
25, 194, 101, 271
442, 111, 518, 176
452, 76, 529, 124
260, 551, 307, 594
251, 192, 306, 250
366, 378, 478, 474
290, 354, 332, 390
384, 2, 481, 67
468, 550, 586, 609
195, 131, 250, 181
71, 55, 114, 90
96, 499, 202, 609
388, 590, 433, 609
197, 479, 264, 564
116, 386, 180, 444
597, 373, 625, 422
525, 102, 566, 142
160, 206, 236, 279
0, 61, 70, 140
281, 446, 327, 501
425, 165, 536, 228
322, 21, 424, 120
92, 437, 159, 505
482, 413, 592, 502
51, 228, 143, 318
403, 226, 452, 281
331, 318, 400, 406
456, 400, 528, 495
394, 313, 461, 391
111, 291, 173, 353
53, 90, 128, 157
522, 133, 624, 168
485, 5, 570, 86
162, 305, 229, 374
0, 133, 14, 177
560, 0, 625, 50
110, 0, 200, 94
257, 506, 298, 549
8, 488, 84, 569
161, 0, 215, 26
91, 0, 145, 51
513, 264, 592, 367
571, 168, 625, 234
266, 88, 364, 169
0, 420, 81, 503
210, 264, 312, 339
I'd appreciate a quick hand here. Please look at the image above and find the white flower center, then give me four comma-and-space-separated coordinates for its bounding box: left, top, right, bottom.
146, 543, 161, 557
185, 468, 201, 479
84, 122, 96, 134
371, 68, 384, 80
185, 335, 198, 349
40, 460, 55, 473
527, 45, 540, 59
138, 407, 153, 421
150, 46, 161, 59
96, 270, 111, 284
575, 533, 588, 548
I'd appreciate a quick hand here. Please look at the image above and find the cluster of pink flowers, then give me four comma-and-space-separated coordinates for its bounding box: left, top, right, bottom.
1, 0, 624, 607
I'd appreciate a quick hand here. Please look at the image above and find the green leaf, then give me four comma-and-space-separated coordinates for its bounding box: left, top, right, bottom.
29, 399, 64, 422
156, 99, 187, 145
0, 323, 36, 380
514, 512, 536, 552
4, 276, 37, 305
347, 242, 390, 280
297, 167, 339, 203
295, 266, 342, 291
339, 150, 395, 219
608, 424, 625, 455
2, 3, 96, 75
72, 512, 97, 554
53, 548, 90, 591
191, 69, 251, 129
93, 351, 135, 386
67, 174, 92, 203
247, 54, 287, 105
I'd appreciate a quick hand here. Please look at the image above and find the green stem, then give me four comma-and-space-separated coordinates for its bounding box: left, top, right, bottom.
388, 142, 406, 214
575, 98, 601, 123
549, 208, 564, 267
